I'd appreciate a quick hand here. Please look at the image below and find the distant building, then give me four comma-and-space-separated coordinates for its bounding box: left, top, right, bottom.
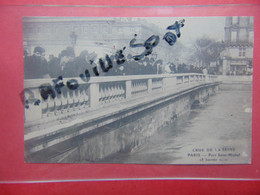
222, 16, 254, 75
23, 17, 165, 61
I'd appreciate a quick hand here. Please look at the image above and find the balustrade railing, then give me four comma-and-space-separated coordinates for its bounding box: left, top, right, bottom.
99, 81, 125, 105
24, 74, 219, 124
131, 79, 148, 96
152, 78, 163, 90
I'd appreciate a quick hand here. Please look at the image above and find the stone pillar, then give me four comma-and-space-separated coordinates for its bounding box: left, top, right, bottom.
89, 83, 99, 108
205, 75, 209, 83
24, 87, 42, 122
147, 79, 152, 93
125, 80, 132, 99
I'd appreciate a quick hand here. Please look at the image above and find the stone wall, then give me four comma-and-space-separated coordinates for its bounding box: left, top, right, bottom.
55, 85, 217, 163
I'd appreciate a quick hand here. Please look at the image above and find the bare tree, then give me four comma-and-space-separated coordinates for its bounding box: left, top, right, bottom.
191, 38, 225, 71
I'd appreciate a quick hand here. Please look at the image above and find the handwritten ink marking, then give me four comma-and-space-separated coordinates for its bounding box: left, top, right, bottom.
23, 19, 185, 108
79, 47, 126, 84
79, 69, 91, 82
52, 76, 65, 94
38, 77, 80, 100
21, 89, 41, 109
163, 32, 177, 46
129, 34, 144, 47
99, 54, 113, 72
144, 35, 160, 56
130, 34, 160, 61
66, 79, 79, 90
129, 34, 146, 61
92, 66, 100, 76
39, 83, 56, 100
166, 19, 185, 38
115, 47, 126, 65
164, 19, 185, 46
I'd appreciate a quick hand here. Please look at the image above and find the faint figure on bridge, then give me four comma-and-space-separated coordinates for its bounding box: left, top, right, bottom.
121, 54, 141, 75
76, 50, 103, 78
48, 48, 76, 78
153, 59, 163, 74
62, 47, 76, 77
65, 47, 75, 61
167, 62, 176, 74
74, 50, 90, 75
103, 55, 123, 76
24, 46, 50, 79
23, 49, 29, 59
170, 63, 177, 73
163, 62, 174, 74
139, 57, 157, 75
88, 52, 100, 76
202, 68, 208, 74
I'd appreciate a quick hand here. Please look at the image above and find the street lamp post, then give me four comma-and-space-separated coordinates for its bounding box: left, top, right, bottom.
70, 32, 77, 50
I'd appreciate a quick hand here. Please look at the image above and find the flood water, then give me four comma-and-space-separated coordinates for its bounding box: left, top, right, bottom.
101, 85, 252, 164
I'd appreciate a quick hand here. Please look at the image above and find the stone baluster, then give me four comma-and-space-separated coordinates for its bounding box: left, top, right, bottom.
113, 84, 117, 101
113, 84, 118, 101
114, 85, 119, 100
118, 83, 124, 100
24, 74, 219, 124
41, 96, 48, 116
67, 90, 74, 111
178, 76, 183, 85
54, 93, 62, 115
46, 93, 55, 116
184, 75, 189, 84
106, 85, 112, 103
105, 85, 110, 103
61, 87, 68, 112
74, 89, 79, 109
72, 88, 79, 111
78, 84, 88, 109
120, 84, 125, 100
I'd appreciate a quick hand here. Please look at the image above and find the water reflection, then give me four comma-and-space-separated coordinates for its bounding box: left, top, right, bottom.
100, 88, 252, 164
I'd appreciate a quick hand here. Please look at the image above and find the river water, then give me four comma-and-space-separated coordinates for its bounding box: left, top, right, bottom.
100, 85, 252, 164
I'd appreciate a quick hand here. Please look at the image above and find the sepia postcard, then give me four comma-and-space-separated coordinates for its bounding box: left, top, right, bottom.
23, 16, 253, 164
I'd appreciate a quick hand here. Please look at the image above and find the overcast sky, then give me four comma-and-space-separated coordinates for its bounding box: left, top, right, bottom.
146, 17, 226, 47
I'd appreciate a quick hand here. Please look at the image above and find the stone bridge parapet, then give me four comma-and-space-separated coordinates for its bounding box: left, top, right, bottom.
24, 73, 220, 162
